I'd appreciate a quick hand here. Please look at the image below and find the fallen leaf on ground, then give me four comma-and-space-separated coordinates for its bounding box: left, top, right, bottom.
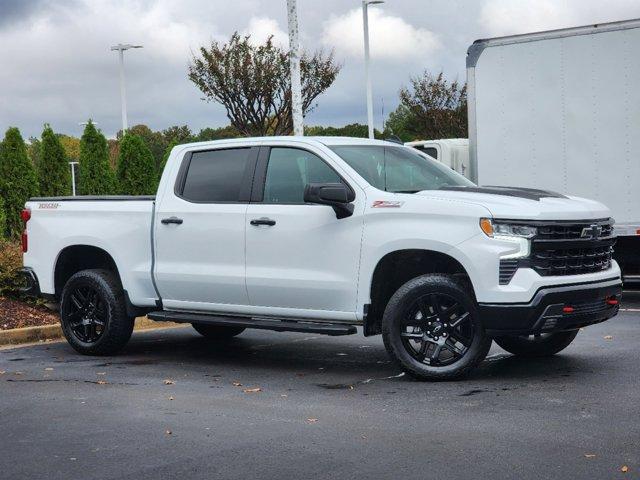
168, 396, 174, 401
584, 454, 596, 458
621, 466, 629, 473
281, 394, 288, 398
306, 418, 318, 423
45, 367, 53, 371
96, 372, 106, 376
232, 382, 242, 387
0, 371, 5, 375
603, 335, 613, 340
163, 379, 175, 385
96, 380, 107, 385
243, 387, 262, 393
165, 430, 172, 435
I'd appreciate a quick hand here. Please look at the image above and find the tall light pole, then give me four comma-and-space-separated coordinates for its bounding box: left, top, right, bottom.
362, 0, 384, 139
110, 43, 142, 133
69, 161, 79, 196
287, 0, 304, 136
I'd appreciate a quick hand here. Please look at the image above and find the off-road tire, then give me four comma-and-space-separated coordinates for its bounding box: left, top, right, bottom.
494, 330, 579, 357
60, 269, 134, 355
382, 274, 492, 381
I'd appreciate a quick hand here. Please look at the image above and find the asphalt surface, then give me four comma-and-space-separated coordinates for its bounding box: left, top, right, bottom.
1, 293, 639, 480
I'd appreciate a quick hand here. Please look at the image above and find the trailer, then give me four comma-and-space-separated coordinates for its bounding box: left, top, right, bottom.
466, 18, 640, 283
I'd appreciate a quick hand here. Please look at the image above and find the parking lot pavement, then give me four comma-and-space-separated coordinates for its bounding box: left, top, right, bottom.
1, 302, 639, 480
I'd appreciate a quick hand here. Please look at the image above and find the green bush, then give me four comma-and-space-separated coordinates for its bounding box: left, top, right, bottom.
78, 121, 116, 195
116, 133, 157, 195
38, 124, 72, 197
0, 240, 24, 296
0, 127, 38, 238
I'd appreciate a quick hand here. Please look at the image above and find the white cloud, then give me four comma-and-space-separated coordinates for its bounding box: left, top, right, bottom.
480, 0, 575, 37
241, 16, 288, 47
321, 7, 440, 61
480, 0, 640, 37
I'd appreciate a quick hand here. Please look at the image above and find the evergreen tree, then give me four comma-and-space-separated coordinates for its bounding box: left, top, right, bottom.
38, 124, 71, 196
116, 133, 157, 195
0, 127, 38, 238
78, 121, 115, 195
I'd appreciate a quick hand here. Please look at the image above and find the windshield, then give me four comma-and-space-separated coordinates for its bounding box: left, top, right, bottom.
329, 145, 474, 193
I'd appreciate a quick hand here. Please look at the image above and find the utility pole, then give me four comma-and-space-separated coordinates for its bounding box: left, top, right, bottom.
362, 0, 384, 139
287, 0, 304, 136
110, 43, 143, 133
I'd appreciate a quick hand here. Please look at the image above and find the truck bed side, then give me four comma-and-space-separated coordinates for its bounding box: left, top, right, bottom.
23, 197, 158, 308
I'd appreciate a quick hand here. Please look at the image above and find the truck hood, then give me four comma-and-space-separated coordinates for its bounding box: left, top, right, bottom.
414, 186, 611, 221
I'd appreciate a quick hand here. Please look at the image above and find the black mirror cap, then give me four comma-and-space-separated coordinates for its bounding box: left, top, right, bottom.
304, 183, 354, 203
304, 183, 355, 219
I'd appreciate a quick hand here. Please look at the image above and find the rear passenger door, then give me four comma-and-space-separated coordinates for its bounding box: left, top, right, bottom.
154, 146, 258, 312
244, 146, 364, 321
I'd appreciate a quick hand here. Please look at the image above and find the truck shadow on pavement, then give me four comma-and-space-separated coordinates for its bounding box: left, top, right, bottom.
81, 327, 603, 386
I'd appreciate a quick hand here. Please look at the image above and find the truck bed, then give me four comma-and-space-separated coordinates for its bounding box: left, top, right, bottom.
23, 196, 158, 308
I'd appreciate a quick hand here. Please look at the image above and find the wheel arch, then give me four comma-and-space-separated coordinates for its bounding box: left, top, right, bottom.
364, 249, 474, 336
54, 245, 122, 298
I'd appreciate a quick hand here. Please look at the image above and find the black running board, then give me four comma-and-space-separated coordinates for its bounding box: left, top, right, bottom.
147, 311, 357, 336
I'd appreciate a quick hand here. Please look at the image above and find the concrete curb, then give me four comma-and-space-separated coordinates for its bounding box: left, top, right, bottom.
0, 316, 184, 347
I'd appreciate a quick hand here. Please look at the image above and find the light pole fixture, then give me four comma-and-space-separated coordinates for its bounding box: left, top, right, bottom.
110, 43, 143, 133
362, 0, 384, 139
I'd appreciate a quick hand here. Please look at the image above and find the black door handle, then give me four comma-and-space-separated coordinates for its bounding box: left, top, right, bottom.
250, 218, 276, 226
161, 216, 183, 225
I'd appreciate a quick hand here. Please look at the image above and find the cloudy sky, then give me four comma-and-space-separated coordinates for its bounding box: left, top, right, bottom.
1, 0, 640, 139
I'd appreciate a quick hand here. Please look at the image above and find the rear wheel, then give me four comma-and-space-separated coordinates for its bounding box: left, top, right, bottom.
192, 323, 245, 339
494, 330, 579, 357
382, 274, 491, 381
60, 269, 134, 355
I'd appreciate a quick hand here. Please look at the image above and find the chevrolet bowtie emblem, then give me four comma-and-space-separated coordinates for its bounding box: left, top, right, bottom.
581, 224, 602, 239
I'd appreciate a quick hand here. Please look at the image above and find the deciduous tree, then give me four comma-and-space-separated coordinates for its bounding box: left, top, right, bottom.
391, 72, 467, 141
188, 33, 340, 136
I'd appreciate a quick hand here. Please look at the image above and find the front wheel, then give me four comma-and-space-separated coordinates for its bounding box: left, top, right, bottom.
382, 274, 491, 381
494, 330, 579, 357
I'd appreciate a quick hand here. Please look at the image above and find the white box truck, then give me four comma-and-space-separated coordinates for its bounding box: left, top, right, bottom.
466, 18, 640, 284
405, 139, 470, 177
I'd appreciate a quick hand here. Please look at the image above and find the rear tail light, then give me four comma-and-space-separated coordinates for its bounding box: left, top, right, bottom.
21, 208, 31, 253
606, 296, 619, 306
562, 306, 575, 314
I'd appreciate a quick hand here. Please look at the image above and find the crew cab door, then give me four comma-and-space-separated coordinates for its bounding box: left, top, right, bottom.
153, 146, 258, 311
245, 145, 365, 321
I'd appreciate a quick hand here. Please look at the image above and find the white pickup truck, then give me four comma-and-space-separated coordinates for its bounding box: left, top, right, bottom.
21, 137, 622, 380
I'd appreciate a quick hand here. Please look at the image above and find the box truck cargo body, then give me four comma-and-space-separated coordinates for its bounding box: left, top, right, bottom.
467, 18, 640, 282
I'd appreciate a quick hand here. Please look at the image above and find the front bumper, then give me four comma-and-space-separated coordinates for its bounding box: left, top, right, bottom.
479, 280, 622, 336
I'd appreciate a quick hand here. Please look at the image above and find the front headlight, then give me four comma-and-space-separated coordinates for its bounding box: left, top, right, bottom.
479, 218, 537, 239
479, 218, 536, 259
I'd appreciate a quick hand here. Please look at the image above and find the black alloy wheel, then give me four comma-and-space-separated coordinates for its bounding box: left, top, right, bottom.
63, 285, 107, 343
382, 274, 492, 380
399, 293, 474, 367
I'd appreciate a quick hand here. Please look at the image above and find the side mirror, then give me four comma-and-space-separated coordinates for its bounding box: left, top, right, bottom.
304, 183, 355, 219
